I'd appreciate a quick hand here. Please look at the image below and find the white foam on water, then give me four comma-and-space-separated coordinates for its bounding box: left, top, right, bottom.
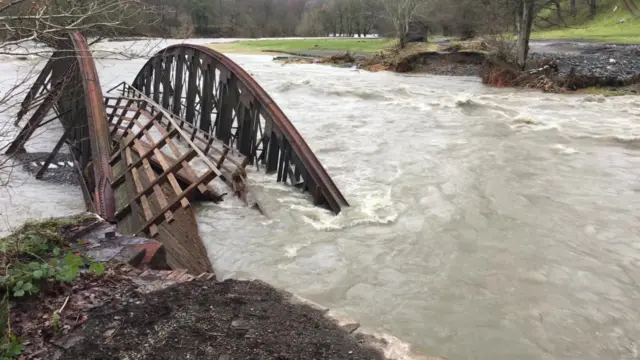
551, 144, 580, 155
509, 117, 563, 132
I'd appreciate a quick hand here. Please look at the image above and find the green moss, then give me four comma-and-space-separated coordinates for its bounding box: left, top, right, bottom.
1, 214, 102, 359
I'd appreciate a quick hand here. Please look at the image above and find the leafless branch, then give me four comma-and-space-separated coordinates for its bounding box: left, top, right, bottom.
380, 0, 428, 48
0, 0, 160, 56
0, 0, 161, 193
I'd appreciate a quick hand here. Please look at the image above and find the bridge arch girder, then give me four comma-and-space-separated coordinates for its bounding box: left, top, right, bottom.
132, 44, 348, 214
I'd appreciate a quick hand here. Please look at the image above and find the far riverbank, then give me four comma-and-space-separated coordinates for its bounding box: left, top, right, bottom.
207, 38, 640, 95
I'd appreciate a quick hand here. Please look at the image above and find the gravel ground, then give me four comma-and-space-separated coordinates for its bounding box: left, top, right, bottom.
529, 42, 640, 78
12, 152, 79, 186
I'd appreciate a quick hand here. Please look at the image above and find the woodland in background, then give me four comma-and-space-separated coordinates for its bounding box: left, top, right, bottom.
124, 0, 636, 70
125, 0, 636, 68
0, 0, 633, 53
0, 0, 635, 70
123, 0, 632, 40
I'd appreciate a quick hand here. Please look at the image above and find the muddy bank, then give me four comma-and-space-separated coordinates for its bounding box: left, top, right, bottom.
359, 51, 485, 76
279, 39, 640, 93
275, 50, 485, 76
2, 215, 438, 360
483, 54, 640, 93
60, 279, 389, 360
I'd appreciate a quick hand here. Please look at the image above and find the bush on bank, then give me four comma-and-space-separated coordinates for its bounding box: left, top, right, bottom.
0, 216, 104, 359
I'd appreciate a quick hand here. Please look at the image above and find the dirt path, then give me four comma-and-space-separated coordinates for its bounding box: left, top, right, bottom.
59, 279, 387, 360
529, 39, 640, 54
272, 49, 370, 58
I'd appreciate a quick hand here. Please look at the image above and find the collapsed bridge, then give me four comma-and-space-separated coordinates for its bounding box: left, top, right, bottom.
6, 33, 348, 273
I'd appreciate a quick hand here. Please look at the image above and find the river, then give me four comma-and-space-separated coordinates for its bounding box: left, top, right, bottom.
1, 38, 640, 360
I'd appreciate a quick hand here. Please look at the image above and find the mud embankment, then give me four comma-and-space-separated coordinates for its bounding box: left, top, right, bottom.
359, 51, 485, 76
278, 40, 640, 94
3, 214, 440, 360
482, 56, 640, 92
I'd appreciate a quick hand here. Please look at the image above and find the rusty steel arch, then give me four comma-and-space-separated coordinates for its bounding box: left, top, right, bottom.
131, 45, 348, 214
7, 32, 116, 222
69, 32, 116, 222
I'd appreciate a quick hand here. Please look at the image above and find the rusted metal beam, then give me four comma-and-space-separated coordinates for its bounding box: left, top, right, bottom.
5, 85, 61, 154
15, 56, 57, 125
69, 32, 116, 222
35, 125, 72, 179
184, 52, 199, 127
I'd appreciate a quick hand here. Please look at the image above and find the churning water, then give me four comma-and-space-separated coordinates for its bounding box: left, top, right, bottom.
1, 39, 640, 360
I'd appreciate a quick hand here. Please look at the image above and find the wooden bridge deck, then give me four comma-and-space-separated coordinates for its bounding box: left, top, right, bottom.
105, 92, 249, 274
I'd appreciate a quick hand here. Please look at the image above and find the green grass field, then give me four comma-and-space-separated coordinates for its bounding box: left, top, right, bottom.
532, 0, 640, 43
208, 38, 394, 54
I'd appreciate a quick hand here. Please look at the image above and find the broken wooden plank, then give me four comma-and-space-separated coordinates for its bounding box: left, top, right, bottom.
111, 127, 179, 185
135, 138, 174, 224
135, 169, 217, 236
124, 145, 159, 237
129, 116, 190, 209
117, 149, 198, 219
128, 140, 220, 202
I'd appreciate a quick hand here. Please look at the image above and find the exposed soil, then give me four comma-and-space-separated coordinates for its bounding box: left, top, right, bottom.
378, 51, 484, 76
10, 264, 139, 359
482, 53, 640, 93
60, 279, 387, 360
279, 38, 640, 94
8, 227, 388, 360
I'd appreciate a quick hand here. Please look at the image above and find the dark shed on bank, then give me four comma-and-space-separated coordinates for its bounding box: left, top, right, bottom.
406, 21, 429, 43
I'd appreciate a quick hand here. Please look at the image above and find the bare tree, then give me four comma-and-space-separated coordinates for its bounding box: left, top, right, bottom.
352, 0, 380, 37
0, 0, 158, 54
516, 0, 535, 69
380, 0, 426, 48
297, 6, 328, 35
570, 0, 577, 17
586, 0, 597, 18
0, 0, 160, 193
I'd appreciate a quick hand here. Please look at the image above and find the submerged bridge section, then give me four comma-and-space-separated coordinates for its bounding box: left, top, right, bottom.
6, 33, 347, 271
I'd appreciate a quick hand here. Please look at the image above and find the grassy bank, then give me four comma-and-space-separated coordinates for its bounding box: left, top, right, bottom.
1, 216, 104, 359
208, 38, 394, 54
532, 0, 640, 43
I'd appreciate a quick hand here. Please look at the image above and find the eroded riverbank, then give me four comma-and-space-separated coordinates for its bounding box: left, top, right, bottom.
2, 215, 431, 360
274, 39, 640, 94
